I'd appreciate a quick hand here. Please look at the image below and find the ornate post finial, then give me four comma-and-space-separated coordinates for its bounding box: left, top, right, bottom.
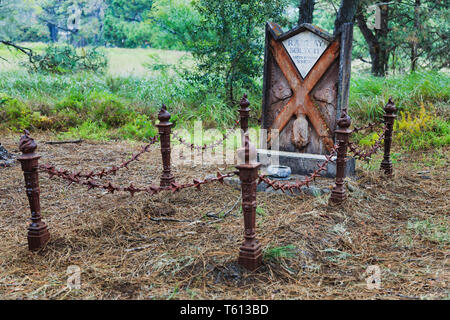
337, 111, 352, 129
19, 130, 37, 155
239, 94, 250, 110
238, 94, 251, 144
158, 104, 171, 123
384, 97, 396, 115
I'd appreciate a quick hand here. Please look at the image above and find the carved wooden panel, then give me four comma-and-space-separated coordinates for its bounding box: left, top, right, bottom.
262, 23, 344, 155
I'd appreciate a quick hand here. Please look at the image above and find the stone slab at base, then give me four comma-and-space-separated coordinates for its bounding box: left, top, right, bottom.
257, 149, 355, 178
223, 175, 332, 196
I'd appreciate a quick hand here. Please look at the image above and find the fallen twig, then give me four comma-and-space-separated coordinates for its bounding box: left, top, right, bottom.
45, 139, 83, 145
125, 244, 154, 252
206, 195, 241, 219
149, 217, 193, 223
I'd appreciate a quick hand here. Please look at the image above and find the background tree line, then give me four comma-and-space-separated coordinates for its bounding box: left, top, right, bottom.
0, 0, 448, 91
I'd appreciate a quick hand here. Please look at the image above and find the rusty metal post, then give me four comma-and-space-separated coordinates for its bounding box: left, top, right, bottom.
239, 94, 250, 142
157, 104, 175, 187
329, 111, 352, 204
380, 98, 396, 175
236, 97, 262, 271
18, 130, 50, 251
236, 138, 262, 271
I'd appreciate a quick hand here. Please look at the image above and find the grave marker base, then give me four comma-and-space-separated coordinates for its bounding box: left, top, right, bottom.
257, 149, 355, 178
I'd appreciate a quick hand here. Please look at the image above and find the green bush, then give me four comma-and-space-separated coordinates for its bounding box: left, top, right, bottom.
0, 94, 32, 129
118, 114, 157, 140
89, 92, 129, 127
58, 121, 111, 141
54, 92, 86, 113
394, 105, 450, 150
0, 94, 55, 130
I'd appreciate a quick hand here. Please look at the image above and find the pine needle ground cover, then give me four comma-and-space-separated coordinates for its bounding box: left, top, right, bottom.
0, 133, 448, 300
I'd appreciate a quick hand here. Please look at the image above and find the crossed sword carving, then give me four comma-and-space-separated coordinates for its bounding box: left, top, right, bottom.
267, 37, 340, 152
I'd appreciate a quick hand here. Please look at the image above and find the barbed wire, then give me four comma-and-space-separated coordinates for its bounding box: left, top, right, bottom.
351, 121, 379, 134
172, 120, 241, 151
347, 124, 388, 160
39, 135, 159, 180
257, 145, 338, 194
38, 165, 237, 197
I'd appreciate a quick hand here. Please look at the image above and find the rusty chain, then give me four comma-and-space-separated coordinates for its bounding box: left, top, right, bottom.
38, 164, 236, 196
257, 145, 338, 194
39, 135, 159, 180
347, 123, 388, 160
172, 120, 241, 151
351, 121, 379, 134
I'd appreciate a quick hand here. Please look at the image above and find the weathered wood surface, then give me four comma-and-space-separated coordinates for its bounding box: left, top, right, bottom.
262, 23, 351, 155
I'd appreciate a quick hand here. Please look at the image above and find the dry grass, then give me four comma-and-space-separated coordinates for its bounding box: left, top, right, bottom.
0, 133, 448, 300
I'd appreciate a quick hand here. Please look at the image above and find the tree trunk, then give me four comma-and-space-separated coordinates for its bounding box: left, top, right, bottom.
334, 0, 359, 35
48, 23, 58, 42
355, 3, 389, 76
298, 0, 315, 25
411, 0, 420, 72
375, 4, 389, 76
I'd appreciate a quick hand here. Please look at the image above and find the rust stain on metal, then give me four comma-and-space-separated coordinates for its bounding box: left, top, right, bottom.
236, 95, 262, 271
380, 98, 396, 175
329, 112, 351, 205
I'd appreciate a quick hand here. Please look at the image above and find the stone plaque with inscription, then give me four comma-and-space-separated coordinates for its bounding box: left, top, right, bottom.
282, 30, 329, 78
262, 23, 353, 158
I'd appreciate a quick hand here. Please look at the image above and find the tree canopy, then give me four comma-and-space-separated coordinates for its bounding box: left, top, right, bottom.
1, 0, 448, 77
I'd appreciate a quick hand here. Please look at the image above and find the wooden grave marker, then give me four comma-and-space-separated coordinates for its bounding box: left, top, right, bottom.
262, 22, 353, 158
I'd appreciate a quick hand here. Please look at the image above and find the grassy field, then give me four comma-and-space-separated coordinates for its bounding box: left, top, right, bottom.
0, 42, 191, 76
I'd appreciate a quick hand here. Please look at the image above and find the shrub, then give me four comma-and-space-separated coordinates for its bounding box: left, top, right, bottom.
394, 104, 450, 150
0, 94, 55, 131
118, 114, 157, 141
0, 95, 32, 130
58, 121, 111, 141
54, 93, 86, 113
89, 92, 129, 127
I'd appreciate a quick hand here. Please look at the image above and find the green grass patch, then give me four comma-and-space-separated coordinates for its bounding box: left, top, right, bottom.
264, 244, 297, 262
350, 71, 450, 123
407, 217, 449, 246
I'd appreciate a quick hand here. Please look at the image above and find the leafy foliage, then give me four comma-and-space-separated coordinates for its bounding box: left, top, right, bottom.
183, 0, 288, 104
394, 104, 449, 150
103, 0, 154, 48
25, 45, 108, 74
